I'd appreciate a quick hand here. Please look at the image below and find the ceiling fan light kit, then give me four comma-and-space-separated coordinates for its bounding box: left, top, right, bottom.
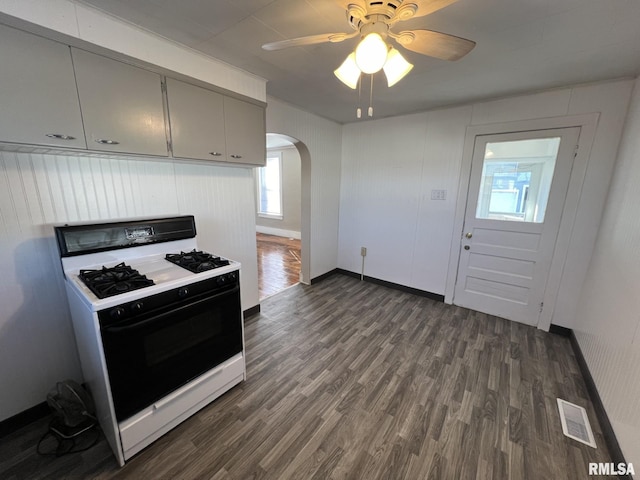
384, 47, 414, 87
334, 52, 361, 89
262, 0, 476, 117
334, 42, 414, 90
354, 32, 388, 74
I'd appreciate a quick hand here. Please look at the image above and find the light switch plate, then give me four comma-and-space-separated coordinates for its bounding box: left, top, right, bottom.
431, 189, 447, 200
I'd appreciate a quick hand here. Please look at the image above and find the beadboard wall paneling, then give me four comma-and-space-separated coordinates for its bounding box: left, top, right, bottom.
574, 77, 640, 469
338, 79, 634, 327
0, 1, 266, 102
174, 162, 259, 303
0, 152, 259, 421
265, 97, 342, 281
0, 153, 82, 422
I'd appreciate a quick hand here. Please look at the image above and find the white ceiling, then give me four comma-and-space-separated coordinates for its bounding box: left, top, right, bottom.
78, 0, 640, 124
266, 133, 294, 148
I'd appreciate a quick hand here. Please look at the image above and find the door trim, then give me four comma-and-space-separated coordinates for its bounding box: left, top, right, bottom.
444, 113, 599, 331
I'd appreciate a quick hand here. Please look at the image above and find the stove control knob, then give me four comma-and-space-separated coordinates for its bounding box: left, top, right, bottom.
229, 271, 237, 281
110, 307, 126, 320
217, 275, 227, 285
178, 287, 189, 298
131, 301, 144, 313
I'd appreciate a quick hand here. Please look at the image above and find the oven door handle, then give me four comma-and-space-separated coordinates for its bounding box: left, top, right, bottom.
103, 285, 239, 333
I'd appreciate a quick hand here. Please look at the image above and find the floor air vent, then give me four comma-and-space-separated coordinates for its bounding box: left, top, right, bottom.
557, 398, 597, 448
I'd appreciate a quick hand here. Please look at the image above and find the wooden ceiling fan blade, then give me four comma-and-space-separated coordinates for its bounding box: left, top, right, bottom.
262, 32, 356, 51
395, 29, 475, 61
333, 0, 365, 9
410, 0, 461, 18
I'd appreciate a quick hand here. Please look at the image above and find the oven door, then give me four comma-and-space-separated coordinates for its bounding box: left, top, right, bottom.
100, 283, 242, 421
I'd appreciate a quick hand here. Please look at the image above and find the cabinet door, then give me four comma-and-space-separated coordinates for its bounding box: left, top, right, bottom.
166, 78, 226, 161
224, 97, 266, 166
0, 25, 86, 148
71, 48, 168, 156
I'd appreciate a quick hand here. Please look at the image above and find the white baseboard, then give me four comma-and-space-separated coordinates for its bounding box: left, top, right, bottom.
256, 225, 301, 239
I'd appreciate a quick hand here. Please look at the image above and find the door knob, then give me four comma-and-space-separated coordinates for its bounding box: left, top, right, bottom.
465, 232, 473, 239
464, 245, 470, 250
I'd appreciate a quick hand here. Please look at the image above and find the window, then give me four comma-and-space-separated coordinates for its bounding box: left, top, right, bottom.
475, 137, 560, 223
257, 153, 282, 218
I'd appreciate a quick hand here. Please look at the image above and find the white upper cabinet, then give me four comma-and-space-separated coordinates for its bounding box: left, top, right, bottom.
166, 78, 226, 161
0, 25, 262, 165
166, 78, 265, 166
71, 48, 168, 157
224, 96, 266, 166
0, 24, 86, 149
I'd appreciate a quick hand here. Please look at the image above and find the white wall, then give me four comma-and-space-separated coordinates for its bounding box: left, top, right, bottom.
340, 107, 470, 291
266, 97, 342, 280
573, 77, 640, 469
339, 79, 633, 329
256, 147, 302, 236
0, 152, 259, 422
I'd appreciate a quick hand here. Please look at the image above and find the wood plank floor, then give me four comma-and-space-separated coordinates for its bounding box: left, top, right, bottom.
0, 274, 616, 479
257, 233, 301, 300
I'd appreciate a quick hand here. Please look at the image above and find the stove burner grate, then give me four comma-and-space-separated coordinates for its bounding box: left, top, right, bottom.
165, 249, 230, 273
79, 262, 154, 299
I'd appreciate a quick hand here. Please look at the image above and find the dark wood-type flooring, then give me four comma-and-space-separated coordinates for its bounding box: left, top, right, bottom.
257, 233, 301, 300
0, 274, 616, 479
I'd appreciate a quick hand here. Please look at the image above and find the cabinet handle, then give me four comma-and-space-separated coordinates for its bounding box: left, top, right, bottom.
230, 154, 243, 159
209, 152, 222, 157
46, 134, 76, 140
95, 139, 120, 145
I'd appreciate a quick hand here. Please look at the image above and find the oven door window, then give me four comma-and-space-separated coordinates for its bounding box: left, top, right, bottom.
101, 285, 242, 421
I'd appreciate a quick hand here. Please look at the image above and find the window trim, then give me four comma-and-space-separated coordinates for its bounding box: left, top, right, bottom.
257, 152, 283, 220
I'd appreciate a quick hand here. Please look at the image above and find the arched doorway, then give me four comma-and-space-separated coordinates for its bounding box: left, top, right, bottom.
255, 133, 311, 299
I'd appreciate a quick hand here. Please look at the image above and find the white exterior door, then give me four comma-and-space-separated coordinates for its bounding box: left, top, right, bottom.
453, 127, 580, 326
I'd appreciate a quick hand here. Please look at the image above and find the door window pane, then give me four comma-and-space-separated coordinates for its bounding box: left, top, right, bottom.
476, 137, 561, 223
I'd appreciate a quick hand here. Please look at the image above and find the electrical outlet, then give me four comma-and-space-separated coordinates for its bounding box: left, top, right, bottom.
360, 247, 367, 257
431, 189, 447, 200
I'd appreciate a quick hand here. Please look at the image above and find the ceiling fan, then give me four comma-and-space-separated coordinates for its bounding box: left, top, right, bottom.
262, 0, 476, 89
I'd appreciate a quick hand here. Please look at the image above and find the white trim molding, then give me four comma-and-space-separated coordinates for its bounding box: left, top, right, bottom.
445, 113, 600, 331
256, 225, 301, 239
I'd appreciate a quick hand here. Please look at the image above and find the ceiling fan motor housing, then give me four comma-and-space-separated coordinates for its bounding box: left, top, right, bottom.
359, 17, 390, 40
347, 1, 418, 31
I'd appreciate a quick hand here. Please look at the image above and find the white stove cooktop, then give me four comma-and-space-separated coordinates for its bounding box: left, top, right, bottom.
62, 240, 240, 311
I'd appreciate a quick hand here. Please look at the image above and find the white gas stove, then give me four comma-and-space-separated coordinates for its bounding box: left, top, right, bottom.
55, 216, 245, 466
62, 239, 240, 311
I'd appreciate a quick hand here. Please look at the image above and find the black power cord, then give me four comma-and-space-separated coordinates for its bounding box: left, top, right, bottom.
36, 418, 100, 457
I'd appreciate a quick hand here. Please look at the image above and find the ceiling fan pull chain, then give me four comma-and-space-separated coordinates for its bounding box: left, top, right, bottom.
356, 74, 362, 119
368, 74, 374, 117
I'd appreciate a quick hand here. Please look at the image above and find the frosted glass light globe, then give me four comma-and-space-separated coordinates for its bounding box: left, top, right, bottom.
354, 33, 388, 74
383, 47, 414, 86
334, 53, 361, 89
